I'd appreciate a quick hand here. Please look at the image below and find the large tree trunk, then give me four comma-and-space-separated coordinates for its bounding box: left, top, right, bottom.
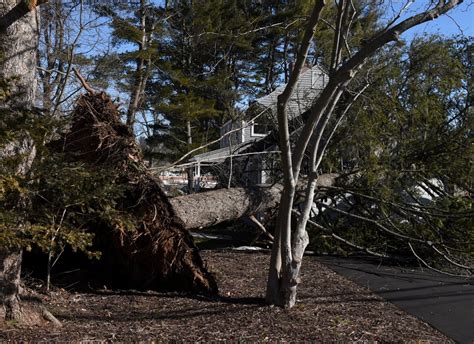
171, 186, 281, 230
0, 0, 40, 321
0, 1, 38, 107
170, 173, 338, 230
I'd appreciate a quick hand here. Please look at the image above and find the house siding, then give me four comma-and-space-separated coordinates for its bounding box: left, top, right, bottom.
256, 65, 326, 119
243, 122, 252, 142
220, 120, 244, 148
220, 119, 264, 149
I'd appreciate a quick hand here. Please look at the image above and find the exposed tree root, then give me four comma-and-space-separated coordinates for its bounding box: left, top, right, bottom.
0, 286, 60, 327
55, 91, 217, 295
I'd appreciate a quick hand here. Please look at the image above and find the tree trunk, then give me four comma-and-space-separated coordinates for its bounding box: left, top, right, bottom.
0, 0, 40, 321
171, 186, 281, 229
126, 0, 149, 129
265, 183, 295, 306
263, 0, 329, 308
0, 250, 22, 321
0, 1, 38, 107
170, 174, 338, 230
186, 120, 194, 193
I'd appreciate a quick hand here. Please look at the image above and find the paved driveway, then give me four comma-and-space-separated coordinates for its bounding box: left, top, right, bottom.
316, 256, 474, 343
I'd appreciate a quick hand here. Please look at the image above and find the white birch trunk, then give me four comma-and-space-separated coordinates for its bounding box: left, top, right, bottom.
265, 0, 464, 308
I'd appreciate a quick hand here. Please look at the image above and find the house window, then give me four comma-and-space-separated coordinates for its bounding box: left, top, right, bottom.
250, 114, 272, 137
252, 122, 270, 135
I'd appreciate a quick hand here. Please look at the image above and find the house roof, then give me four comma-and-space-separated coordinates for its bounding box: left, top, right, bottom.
255, 65, 327, 119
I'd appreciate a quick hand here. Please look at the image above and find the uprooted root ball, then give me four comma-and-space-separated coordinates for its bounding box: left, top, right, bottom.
56, 91, 217, 294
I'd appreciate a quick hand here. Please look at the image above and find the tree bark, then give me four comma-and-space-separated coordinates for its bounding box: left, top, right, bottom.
170, 174, 338, 230
126, 0, 150, 129
0, 1, 39, 107
0, 0, 41, 321
171, 186, 281, 230
0, 250, 22, 320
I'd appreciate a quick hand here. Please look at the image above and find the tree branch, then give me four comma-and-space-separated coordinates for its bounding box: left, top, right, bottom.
72, 67, 95, 95
0, 0, 48, 31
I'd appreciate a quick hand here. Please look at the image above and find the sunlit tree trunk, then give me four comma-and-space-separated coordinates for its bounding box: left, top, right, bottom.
0, 0, 42, 320
126, 0, 151, 129
186, 119, 194, 193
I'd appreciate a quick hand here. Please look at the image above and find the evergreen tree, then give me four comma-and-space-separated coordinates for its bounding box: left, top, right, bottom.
314, 36, 473, 264
91, 0, 164, 130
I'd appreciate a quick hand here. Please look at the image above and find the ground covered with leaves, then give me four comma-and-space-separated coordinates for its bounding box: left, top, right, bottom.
1, 251, 452, 342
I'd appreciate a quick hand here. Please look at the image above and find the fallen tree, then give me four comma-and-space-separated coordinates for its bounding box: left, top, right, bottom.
170, 173, 339, 230
48, 75, 339, 293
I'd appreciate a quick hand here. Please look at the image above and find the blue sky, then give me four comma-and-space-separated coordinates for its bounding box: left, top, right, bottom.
60, 0, 472, 135
111, 0, 473, 37
402, 1, 473, 40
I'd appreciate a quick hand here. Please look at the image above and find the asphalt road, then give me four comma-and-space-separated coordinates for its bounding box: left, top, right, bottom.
316, 256, 474, 343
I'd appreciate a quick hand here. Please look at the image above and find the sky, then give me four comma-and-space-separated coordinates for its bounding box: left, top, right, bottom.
69, 1, 474, 66
399, 1, 473, 40
80, 0, 473, 37
56, 0, 473, 135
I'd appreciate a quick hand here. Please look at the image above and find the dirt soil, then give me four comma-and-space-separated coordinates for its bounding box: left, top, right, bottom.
0, 251, 452, 342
